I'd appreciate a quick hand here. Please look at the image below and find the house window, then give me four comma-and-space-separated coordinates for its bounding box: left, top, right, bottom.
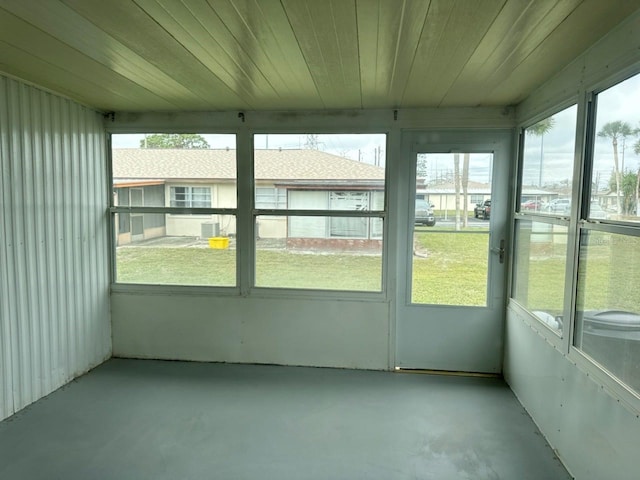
329, 192, 369, 238
255, 187, 286, 209
170, 186, 211, 208
470, 194, 484, 204
253, 133, 387, 292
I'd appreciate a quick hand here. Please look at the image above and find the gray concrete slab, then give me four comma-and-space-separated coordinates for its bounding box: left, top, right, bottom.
0, 359, 570, 480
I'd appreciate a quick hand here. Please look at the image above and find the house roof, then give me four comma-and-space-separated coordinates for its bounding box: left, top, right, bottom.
112, 148, 385, 182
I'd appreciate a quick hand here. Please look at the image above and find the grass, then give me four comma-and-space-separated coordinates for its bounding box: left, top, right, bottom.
116, 229, 491, 304
412, 229, 489, 305
116, 232, 640, 310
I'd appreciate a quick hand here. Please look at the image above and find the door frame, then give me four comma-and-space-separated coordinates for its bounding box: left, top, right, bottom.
395, 130, 513, 373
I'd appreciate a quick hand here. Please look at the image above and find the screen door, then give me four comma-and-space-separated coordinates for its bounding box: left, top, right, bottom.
396, 131, 511, 373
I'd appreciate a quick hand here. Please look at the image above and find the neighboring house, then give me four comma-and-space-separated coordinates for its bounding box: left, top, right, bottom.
417, 180, 491, 212
417, 181, 556, 213
113, 179, 166, 245
112, 148, 385, 246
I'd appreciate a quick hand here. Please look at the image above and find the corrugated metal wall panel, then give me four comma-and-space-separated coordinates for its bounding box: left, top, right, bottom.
0, 75, 111, 421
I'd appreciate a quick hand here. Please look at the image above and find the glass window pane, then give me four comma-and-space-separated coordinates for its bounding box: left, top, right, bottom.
115, 213, 236, 287
112, 133, 237, 208
255, 215, 382, 291
412, 229, 489, 305
575, 231, 640, 392
412, 153, 492, 306
592, 74, 640, 223
253, 134, 386, 211
521, 105, 577, 215
512, 219, 568, 333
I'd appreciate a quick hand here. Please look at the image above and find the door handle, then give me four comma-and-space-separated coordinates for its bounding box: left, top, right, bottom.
490, 239, 505, 264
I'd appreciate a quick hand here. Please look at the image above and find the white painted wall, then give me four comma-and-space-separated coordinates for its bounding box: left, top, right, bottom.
507, 11, 640, 479
505, 306, 640, 480
0, 75, 111, 421
111, 292, 389, 370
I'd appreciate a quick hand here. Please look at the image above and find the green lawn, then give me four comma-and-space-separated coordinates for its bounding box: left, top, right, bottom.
116, 230, 491, 304
412, 230, 489, 305
116, 232, 640, 310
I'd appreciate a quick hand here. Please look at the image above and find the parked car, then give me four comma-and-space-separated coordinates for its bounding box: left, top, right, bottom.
589, 202, 609, 220
474, 199, 491, 219
521, 199, 544, 211
415, 199, 436, 226
546, 198, 571, 214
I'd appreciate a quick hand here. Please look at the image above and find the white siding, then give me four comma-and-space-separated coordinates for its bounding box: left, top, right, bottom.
0, 75, 111, 421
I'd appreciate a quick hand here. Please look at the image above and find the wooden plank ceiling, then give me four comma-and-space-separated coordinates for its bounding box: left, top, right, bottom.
0, 0, 638, 112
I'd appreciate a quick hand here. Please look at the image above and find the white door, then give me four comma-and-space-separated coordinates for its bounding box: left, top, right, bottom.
395, 130, 512, 373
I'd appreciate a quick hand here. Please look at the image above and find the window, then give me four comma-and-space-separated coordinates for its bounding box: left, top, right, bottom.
512, 220, 568, 333
470, 194, 484, 204
573, 73, 640, 395
520, 105, 577, 215
590, 74, 640, 224
513, 106, 578, 332
110, 133, 237, 287
255, 187, 286, 209
575, 231, 640, 391
253, 134, 386, 291
170, 186, 211, 208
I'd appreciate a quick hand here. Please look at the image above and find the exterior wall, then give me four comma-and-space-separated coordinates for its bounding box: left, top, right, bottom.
215, 183, 236, 209
0, 75, 111, 421
256, 216, 286, 238
427, 194, 488, 212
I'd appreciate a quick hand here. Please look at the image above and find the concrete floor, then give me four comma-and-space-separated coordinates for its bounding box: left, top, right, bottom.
0, 359, 570, 480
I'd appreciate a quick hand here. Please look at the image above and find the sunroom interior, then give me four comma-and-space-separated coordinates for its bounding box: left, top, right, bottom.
1, 1, 640, 479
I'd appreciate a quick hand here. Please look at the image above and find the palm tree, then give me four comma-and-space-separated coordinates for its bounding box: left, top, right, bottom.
634, 135, 640, 216
598, 121, 633, 214
528, 117, 555, 187
454, 153, 461, 231
462, 153, 470, 227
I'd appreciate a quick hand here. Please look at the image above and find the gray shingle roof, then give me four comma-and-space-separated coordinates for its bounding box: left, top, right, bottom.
112, 149, 385, 181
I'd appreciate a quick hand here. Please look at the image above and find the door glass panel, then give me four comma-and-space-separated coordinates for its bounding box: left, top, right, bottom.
412, 153, 492, 306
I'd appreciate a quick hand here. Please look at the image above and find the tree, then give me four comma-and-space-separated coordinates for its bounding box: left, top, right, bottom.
608, 169, 639, 216
453, 153, 461, 231
528, 117, 555, 186
304, 134, 319, 150
598, 121, 633, 214
462, 153, 470, 227
416, 154, 428, 178
140, 133, 210, 149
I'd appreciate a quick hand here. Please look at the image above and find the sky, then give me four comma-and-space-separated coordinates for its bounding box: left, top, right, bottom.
112, 133, 386, 166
